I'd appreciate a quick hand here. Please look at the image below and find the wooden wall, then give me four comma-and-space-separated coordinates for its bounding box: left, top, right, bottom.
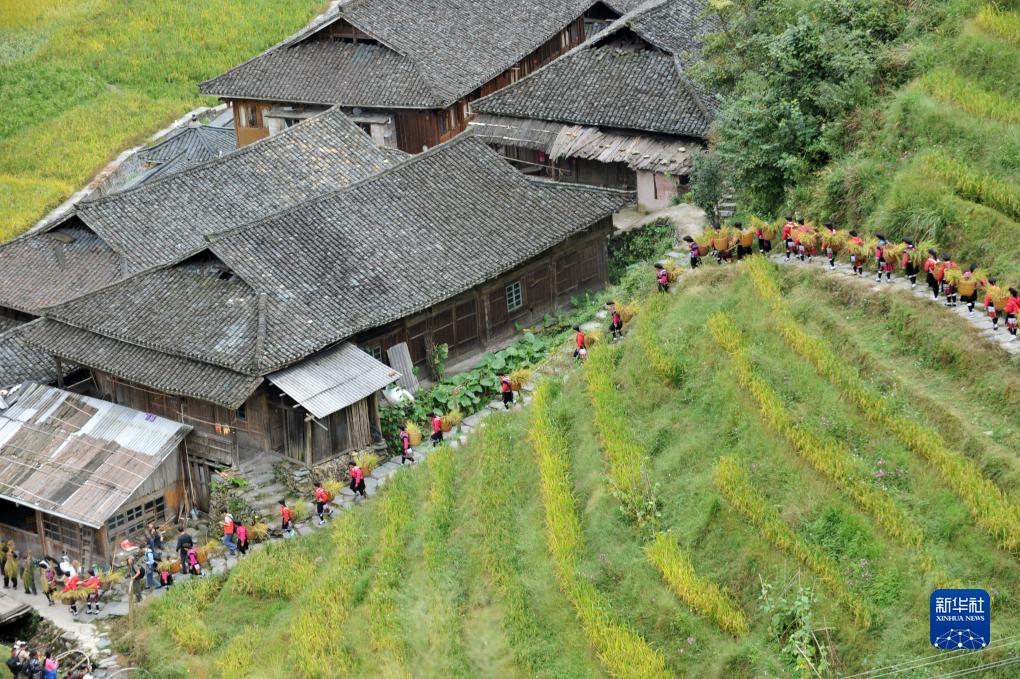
231, 99, 271, 147
355, 217, 612, 367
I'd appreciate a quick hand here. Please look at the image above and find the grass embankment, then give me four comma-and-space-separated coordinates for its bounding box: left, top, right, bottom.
120, 262, 1020, 678
809, 4, 1020, 282
0, 0, 327, 239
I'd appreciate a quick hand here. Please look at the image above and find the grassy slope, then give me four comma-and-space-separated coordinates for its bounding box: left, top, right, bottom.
808, 3, 1020, 282
0, 0, 326, 240
120, 262, 1020, 678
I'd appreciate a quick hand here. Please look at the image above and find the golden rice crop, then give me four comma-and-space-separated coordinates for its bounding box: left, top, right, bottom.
147, 575, 225, 653
583, 344, 649, 501
645, 532, 750, 636
921, 148, 1020, 221
530, 383, 677, 678
212, 628, 263, 677
634, 294, 684, 385
712, 456, 872, 627
882, 242, 906, 265
745, 258, 1020, 552
751, 215, 777, 240
228, 539, 316, 599
708, 313, 924, 548
975, 5, 1020, 46
823, 229, 848, 254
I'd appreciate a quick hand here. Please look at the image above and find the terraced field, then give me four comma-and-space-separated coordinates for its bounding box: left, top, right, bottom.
121, 259, 1020, 678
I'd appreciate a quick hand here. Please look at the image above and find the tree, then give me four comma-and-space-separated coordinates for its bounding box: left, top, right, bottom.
688, 149, 726, 224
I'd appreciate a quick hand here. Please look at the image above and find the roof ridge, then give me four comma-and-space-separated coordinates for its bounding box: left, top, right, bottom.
78, 107, 368, 209
206, 133, 481, 246
254, 292, 270, 372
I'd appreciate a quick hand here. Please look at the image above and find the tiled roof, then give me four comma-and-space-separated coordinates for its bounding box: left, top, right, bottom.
75, 107, 401, 273
25, 321, 262, 409
0, 320, 69, 389
139, 125, 235, 165
30, 137, 629, 406
0, 226, 124, 315
471, 0, 715, 137
201, 0, 602, 108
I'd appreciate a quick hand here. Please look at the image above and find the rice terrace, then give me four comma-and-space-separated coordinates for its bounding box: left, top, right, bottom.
0, 0, 1019, 678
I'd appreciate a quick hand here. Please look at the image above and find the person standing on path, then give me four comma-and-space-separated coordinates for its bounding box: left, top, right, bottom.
782, 216, 796, 260
940, 253, 958, 307
236, 520, 249, 555
655, 263, 669, 292
20, 552, 35, 596
42, 651, 56, 679
683, 235, 701, 268
902, 239, 918, 289
736, 222, 754, 259
40, 563, 55, 606
82, 569, 101, 615
25, 650, 40, 679
313, 482, 331, 525
1006, 288, 1020, 338
399, 425, 414, 464
3, 550, 17, 590
608, 302, 623, 341
128, 556, 144, 603
279, 499, 296, 537
822, 223, 837, 269
222, 513, 237, 557
146, 523, 164, 560
924, 249, 940, 299
848, 230, 865, 277
349, 461, 367, 500
429, 412, 444, 446
144, 545, 158, 590
572, 326, 586, 361
958, 268, 979, 316
176, 531, 194, 570
499, 372, 514, 410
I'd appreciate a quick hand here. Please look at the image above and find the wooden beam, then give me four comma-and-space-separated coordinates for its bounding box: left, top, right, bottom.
53, 356, 65, 389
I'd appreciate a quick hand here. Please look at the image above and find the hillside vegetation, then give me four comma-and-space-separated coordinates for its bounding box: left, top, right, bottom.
0, 0, 326, 239
701, 0, 1020, 282
120, 260, 1020, 678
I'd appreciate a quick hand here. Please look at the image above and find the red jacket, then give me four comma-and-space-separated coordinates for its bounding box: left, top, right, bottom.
575, 331, 585, 348
1006, 296, 1020, 314
280, 505, 292, 523
314, 487, 328, 503
350, 466, 364, 484
924, 257, 938, 274
432, 416, 442, 434
400, 431, 410, 450
82, 576, 101, 592
782, 223, 794, 239
500, 376, 511, 393
223, 517, 234, 535
657, 269, 669, 284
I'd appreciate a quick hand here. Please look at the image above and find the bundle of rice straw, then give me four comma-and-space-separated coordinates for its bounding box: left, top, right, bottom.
751, 216, 777, 240
883, 242, 906, 265
797, 230, 818, 250
944, 266, 964, 287
824, 230, 848, 254
848, 238, 870, 259
908, 241, 936, 268
617, 301, 639, 323
987, 284, 1010, 308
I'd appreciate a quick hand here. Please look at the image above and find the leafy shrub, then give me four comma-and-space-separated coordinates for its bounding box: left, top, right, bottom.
608, 219, 675, 282
759, 581, 831, 678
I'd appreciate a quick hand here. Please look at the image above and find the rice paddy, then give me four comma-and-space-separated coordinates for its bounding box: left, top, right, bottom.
119, 260, 1020, 678
0, 0, 327, 239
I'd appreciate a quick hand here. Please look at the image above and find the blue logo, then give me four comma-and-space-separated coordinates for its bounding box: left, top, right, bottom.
930, 589, 990, 650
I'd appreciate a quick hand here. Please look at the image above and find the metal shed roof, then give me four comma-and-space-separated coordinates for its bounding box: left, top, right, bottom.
0, 383, 191, 528
267, 343, 400, 419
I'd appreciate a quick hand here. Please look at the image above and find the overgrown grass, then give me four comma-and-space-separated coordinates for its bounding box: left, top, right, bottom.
0, 0, 327, 237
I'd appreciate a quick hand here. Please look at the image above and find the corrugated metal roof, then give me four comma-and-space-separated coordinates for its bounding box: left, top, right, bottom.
267, 343, 399, 419
0, 383, 192, 528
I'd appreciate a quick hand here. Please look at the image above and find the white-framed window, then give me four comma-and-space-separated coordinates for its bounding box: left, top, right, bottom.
505, 281, 523, 312
363, 345, 383, 361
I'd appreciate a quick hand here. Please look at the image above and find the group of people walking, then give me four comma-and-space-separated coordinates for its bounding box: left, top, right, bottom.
6, 643, 61, 679
679, 218, 1019, 339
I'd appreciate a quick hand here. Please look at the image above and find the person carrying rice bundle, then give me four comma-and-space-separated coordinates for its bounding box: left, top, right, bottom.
874, 235, 894, 282
847, 231, 866, 277
821, 223, 838, 269
1006, 288, 1020, 338
983, 278, 1007, 331
939, 252, 958, 307
754, 216, 775, 253
957, 267, 981, 316
736, 222, 754, 259
782, 216, 796, 260
924, 249, 940, 299
655, 263, 670, 291
902, 239, 919, 289
710, 224, 733, 263
794, 219, 815, 262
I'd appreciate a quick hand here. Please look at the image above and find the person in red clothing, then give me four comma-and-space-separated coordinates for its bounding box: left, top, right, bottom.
847, 230, 865, 276
82, 569, 101, 615
901, 239, 918, 289
430, 412, 444, 445
279, 499, 296, 537
399, 424, 414, 464
822, 223, 837, 269
984, 277, 1003, 331
313, 481, 331, 525
939, 252, 957, 307
655, 263, 669, 292
1006, 288, 1020, 338
348, 461, 367, 499
62, 571, 81, 615
572, 325, 586, 361
874, 235, 894, 283
682, 235, 701, 268
782, 216, 796, 260
608, 301, 623, 341
924, 249, 940, 299
794, 219, 814, 262
222, 513, 237, 557
498, 372, 514, 410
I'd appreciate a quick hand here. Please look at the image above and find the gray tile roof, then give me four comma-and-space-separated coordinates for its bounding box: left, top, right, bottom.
201, 0, 602, 108
25, 321, 262, 409
0, 226, 124, 315
471, 0, 715, 137
29, 137, 629, 406
75, 107, 401, 273
0, 320, 68, 389
139, 125, 235, 165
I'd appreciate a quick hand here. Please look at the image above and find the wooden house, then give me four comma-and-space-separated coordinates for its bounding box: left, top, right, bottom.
24, 135, 629, 473
0, 382, 191, 566
199, 0, 635, 152
469, 0, 717, 212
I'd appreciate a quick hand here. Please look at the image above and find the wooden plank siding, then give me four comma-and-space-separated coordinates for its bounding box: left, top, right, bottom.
355, 215, 612, 368
226, 16, 587, 151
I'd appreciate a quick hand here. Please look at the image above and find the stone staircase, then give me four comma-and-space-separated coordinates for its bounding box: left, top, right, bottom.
234, 453, 294, 522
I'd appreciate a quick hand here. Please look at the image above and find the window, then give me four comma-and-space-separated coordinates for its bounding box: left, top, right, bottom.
105, 497, 166, 541
246, 106, 258, 128
235, 403, 247, 421
505, 281, 523, 312
43, 515, 84, 549
363, 345, 383, 361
